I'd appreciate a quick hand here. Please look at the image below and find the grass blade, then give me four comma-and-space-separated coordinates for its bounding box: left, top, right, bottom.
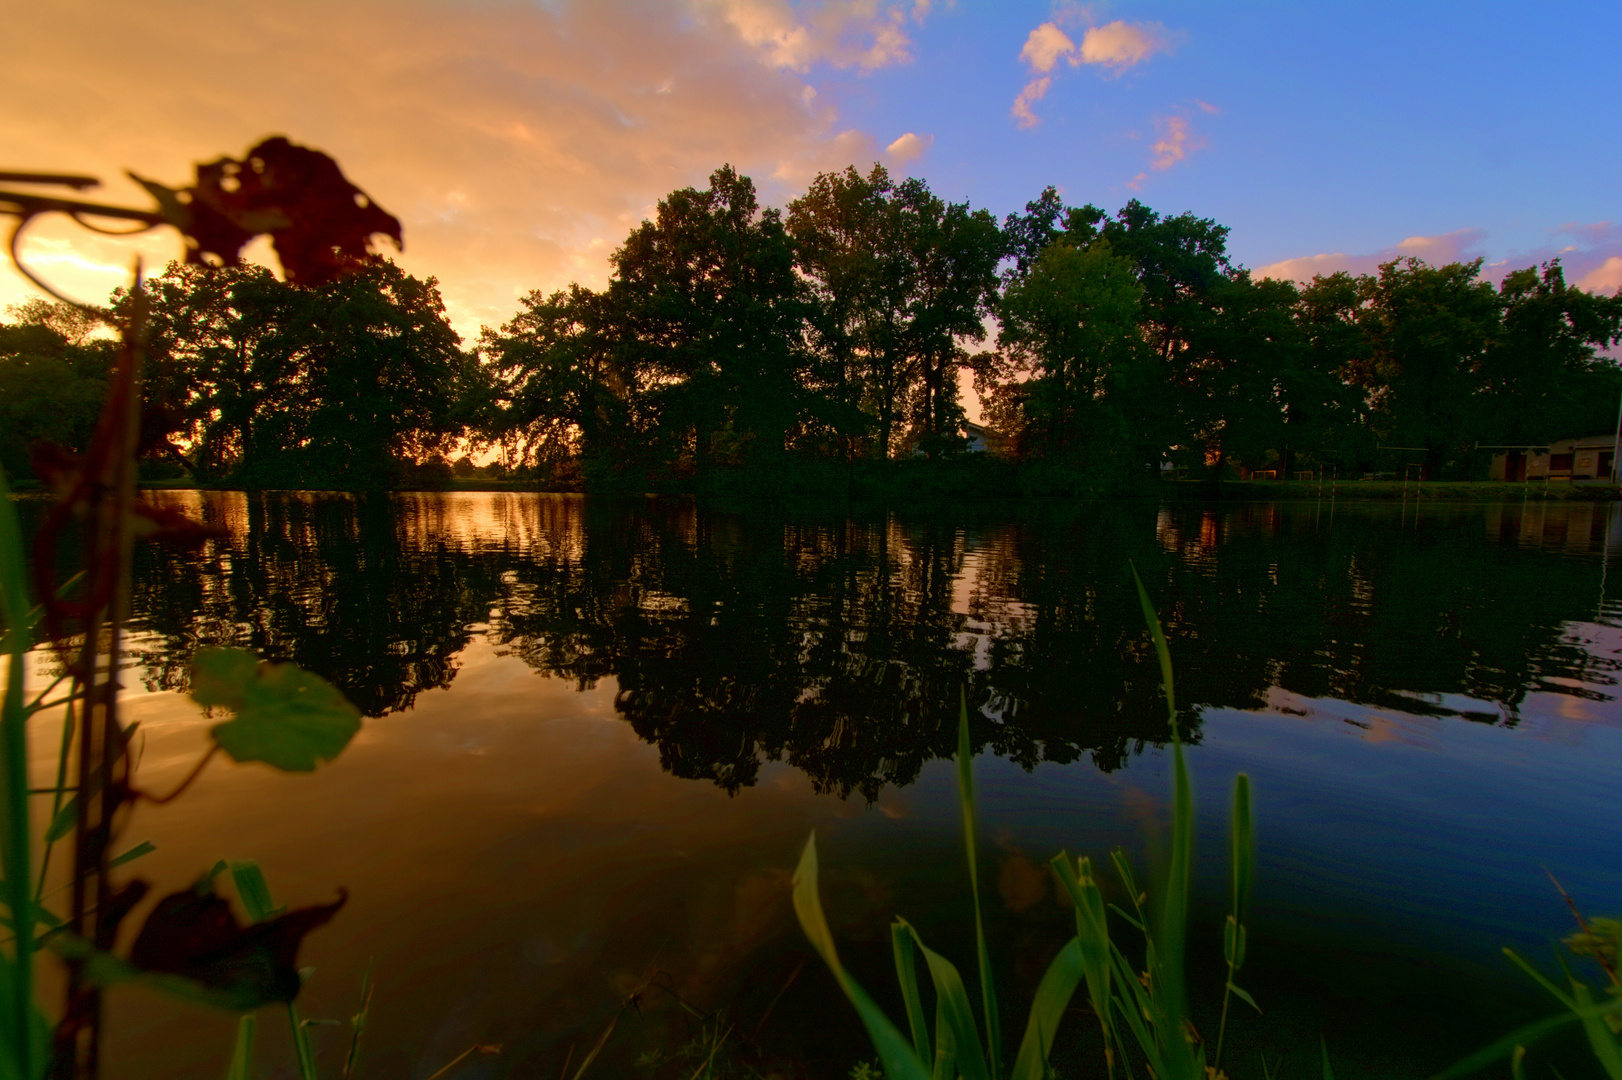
957, 691, 1002, 1078
1050, 854, 1118, 1073
224, 1014, 256, 1080
344, 962, 374, 1079
892, 920, 931, 1064
1229, 774, 1255, 939
107, 839, 156, 870
791, 833, 931, 1080
227, 860, 283, 924
1130, 563, 1199, 1080
900, 919, 992, 1080
1429, 1005, 1612, 1080
1571, 981, 1622, 1079
1008, 938, 1084, 1080
289, 1004, 318, 1080
0, 465, 40, 1080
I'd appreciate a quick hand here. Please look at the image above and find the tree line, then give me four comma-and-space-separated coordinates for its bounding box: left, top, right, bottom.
4, 163, 1621, 491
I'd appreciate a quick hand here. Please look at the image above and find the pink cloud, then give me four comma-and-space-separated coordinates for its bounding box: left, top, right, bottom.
1149, 115, 1205, 171
1253, 229, 1489, 284
1254, 222, 1622, 297
1018, 22, 1076, 73
1578, 257, 1622, 295
1011, 76, 1053, 128
1011, 16, 1178, 127
884, 131, 934, 168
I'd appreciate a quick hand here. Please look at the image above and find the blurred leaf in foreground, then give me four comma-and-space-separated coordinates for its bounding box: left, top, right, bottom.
191, 649, 361, 771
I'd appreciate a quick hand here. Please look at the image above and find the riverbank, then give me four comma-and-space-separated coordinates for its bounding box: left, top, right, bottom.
1163, 478, 1622, 501
115, 475, 1622, 503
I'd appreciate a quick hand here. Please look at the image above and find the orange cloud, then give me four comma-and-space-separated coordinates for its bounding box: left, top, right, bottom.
708, 0, 926, 73
0, 0, 913, 337
1079, 20, 1173, 74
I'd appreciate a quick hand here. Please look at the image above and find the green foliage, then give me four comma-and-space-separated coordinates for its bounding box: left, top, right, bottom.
1564, 918, 1622, 975
192, 648, 362, 771
0, 304, 115, 480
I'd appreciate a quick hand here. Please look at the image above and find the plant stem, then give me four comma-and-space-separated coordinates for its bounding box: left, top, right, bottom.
1, 465, 39, 1080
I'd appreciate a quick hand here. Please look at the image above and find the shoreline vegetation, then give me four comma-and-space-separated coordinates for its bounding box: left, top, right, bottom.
6, 165, 1622, 501
17, 475, 1610, 503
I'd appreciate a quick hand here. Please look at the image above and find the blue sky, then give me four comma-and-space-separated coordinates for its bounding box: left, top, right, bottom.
4, 1, 1618, 333
826, 2, 1621, 281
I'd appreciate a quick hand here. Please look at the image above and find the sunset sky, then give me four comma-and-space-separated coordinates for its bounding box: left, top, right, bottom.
5, 0, 1619, 340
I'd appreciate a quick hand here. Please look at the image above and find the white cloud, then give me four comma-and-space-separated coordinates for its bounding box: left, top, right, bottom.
1079, 20, 1173, 74
884, 131, 933, 167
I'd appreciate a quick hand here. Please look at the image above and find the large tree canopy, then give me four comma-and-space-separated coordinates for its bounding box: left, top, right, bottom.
136, 260, 469, 489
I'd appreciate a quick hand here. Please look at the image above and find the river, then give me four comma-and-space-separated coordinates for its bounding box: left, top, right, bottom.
17, 491, 1622, 1078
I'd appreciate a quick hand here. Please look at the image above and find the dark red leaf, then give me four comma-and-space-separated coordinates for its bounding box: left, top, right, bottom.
128, 884, 346, 1007
174, 136, 402, 285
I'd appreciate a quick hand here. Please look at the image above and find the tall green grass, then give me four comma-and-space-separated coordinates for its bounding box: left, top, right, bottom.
791, 564, 1260, 1080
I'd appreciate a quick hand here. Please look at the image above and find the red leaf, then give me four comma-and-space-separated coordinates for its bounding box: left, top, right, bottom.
185, 137, 402, 285
128, 884, 346, 1007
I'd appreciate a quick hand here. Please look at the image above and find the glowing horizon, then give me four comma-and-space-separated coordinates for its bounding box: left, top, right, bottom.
5, 1, 1619, 342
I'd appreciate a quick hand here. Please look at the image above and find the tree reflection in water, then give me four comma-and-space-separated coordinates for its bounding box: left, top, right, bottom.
104, 492, 1622, 796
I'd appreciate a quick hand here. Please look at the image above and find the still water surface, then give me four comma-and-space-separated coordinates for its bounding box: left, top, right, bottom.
21, 492, 1622, 1078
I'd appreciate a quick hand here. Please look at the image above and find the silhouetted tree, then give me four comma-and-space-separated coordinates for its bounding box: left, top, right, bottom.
136, 260, 469, 488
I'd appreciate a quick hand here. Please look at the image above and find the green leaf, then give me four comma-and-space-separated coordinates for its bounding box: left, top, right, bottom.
209, 662, 361, 772
108, 840, 156, 870
1226, 981, 1262, 1015
1321, 1037, 1335, 1080
191, 649, 262, 712
791, 833, 931, 1080
44, 796, 78, 842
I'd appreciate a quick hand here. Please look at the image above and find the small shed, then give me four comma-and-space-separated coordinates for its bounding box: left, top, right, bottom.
1491, 435, 1618, 482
